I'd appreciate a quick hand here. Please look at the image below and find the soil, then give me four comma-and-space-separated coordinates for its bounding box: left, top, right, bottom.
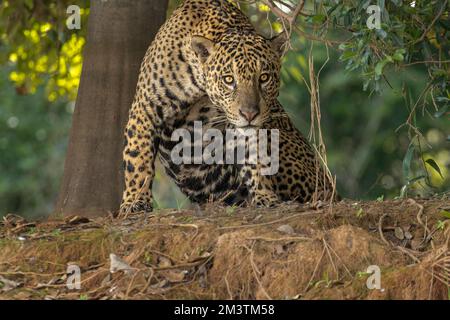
0, 198, 449, 300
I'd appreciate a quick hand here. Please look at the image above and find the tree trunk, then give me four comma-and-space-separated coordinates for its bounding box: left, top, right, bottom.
55, 0, 168, 217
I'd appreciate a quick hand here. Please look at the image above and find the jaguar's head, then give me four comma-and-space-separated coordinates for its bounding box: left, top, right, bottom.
192, 30, 286, 128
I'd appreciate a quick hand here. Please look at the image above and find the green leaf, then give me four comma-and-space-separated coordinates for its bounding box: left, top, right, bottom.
312, 14, 326, 24
395, 49, 406, 55
435, 220, 445, 230
440, 210, 450, 220
375, 60, 388, 76
402, 142, 415, 180
340, 50, 357, 61
338, 43, 351, 51
392, 52, 404, 61
425, 159, 444, 179
434, 105, 448, 118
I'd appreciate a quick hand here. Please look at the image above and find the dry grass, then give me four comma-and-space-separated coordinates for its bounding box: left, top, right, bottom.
0, 198, 449, 300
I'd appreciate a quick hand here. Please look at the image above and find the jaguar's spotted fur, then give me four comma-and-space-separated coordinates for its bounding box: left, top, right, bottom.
120, 0, 334, 213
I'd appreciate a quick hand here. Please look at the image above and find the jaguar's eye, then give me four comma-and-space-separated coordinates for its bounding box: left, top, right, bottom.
259, 73, 270, 83
222, 75, 235, 86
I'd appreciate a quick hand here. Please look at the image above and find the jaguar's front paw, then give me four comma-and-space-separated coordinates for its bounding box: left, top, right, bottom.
131, 200, 153, 213
252, 193, 281, 208
119, 199, 153, 216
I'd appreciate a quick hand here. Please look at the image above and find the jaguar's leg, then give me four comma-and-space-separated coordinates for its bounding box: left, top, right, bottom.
120, 99, 159, 214
240, 165, 280, 207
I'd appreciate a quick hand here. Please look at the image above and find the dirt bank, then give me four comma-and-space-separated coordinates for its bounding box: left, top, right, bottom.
0, 198, 449, 300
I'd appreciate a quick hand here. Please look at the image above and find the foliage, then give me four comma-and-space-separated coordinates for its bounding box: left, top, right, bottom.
0, 68, 72, 218
248, 1, 450, 98
279, 36, 449, 198
0, 1, 88, 101
241, 0, 450, 197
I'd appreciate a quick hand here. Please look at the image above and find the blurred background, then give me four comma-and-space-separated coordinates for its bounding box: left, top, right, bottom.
0, 1, 449, 218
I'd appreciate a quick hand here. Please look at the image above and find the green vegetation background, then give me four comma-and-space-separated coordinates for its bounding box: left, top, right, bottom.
0, 1, 448, 218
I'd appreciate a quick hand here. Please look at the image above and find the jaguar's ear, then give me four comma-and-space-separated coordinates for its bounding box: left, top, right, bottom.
270, 32, 288, 58
191, 35, 216, 63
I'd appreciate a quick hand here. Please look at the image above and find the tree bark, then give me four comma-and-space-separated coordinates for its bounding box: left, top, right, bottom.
55, 0, 168, 217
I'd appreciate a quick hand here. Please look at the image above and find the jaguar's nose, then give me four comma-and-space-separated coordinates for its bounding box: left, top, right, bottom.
239, 107, 259, 123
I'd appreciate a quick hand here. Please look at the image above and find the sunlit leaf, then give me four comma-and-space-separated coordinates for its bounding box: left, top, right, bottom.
425, 159, 444, 179
440, 210, 450, 219
312, 14, 326, 24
